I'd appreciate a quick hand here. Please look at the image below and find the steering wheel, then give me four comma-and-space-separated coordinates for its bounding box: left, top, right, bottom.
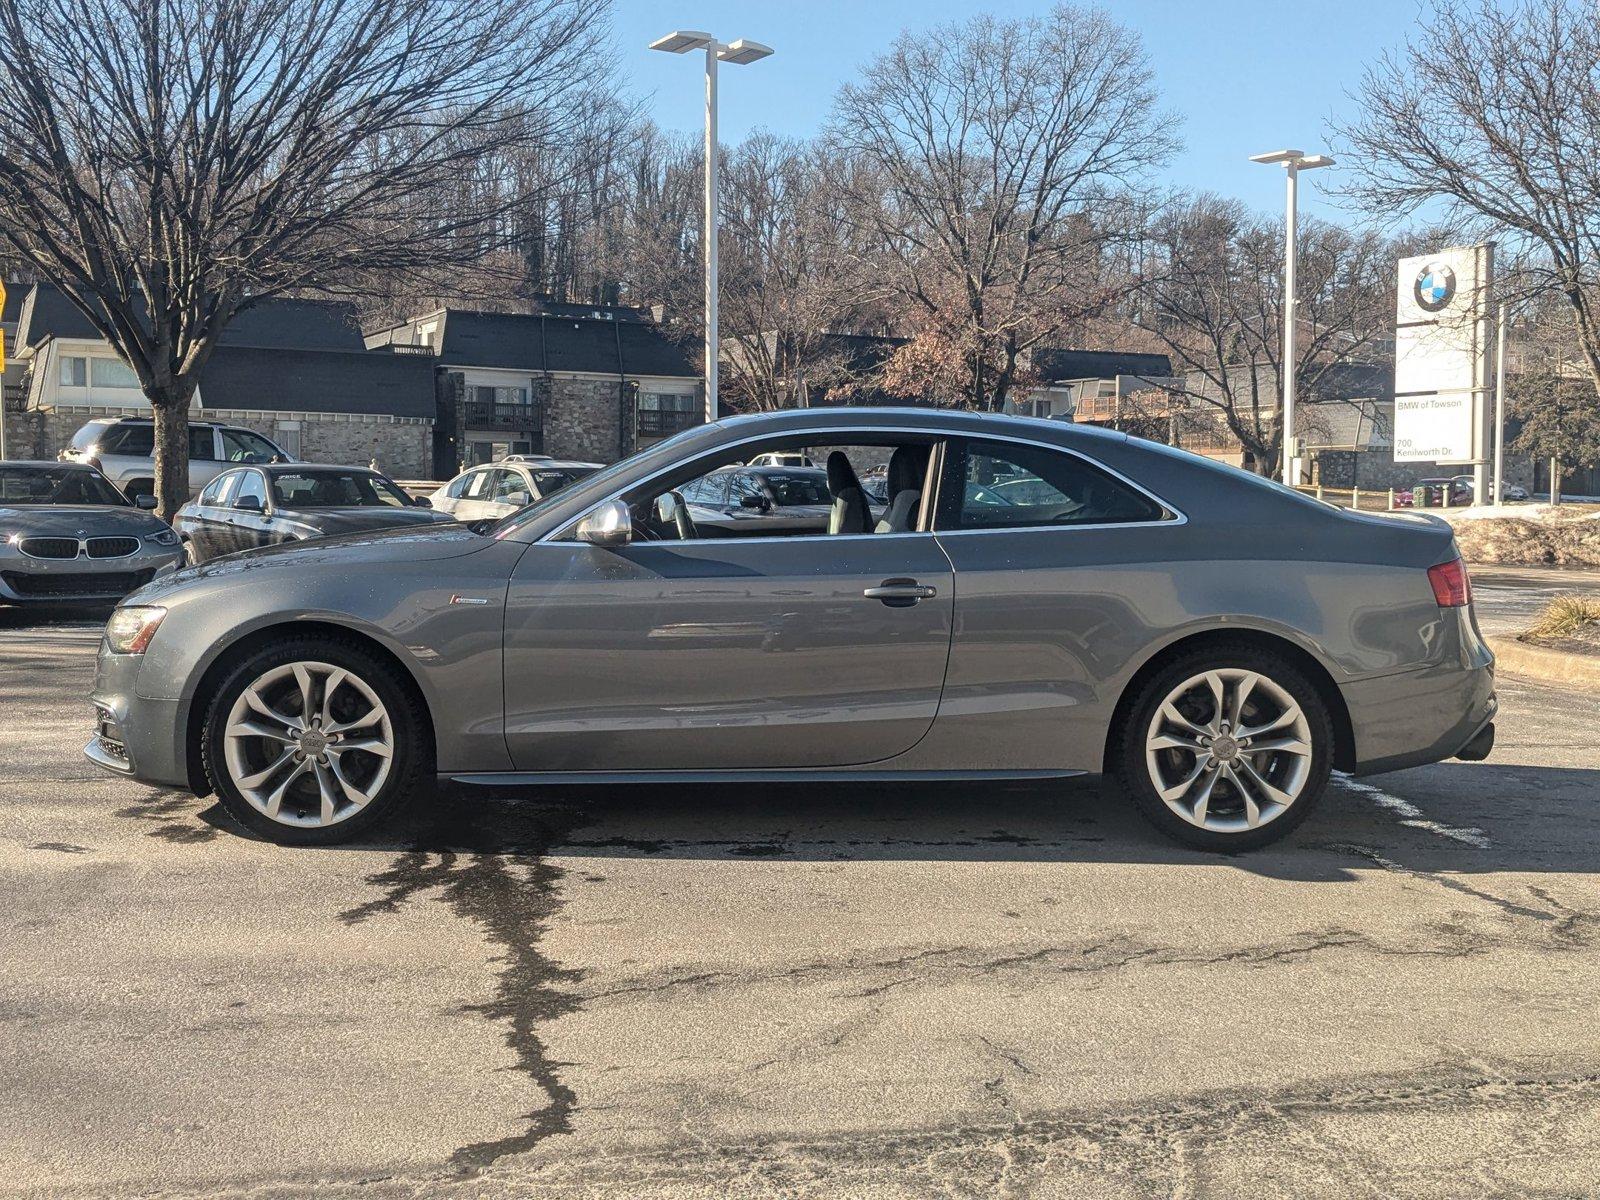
655, 490, 698, 540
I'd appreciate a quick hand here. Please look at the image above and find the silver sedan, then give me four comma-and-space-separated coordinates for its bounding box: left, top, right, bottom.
84, 408, 1495, 851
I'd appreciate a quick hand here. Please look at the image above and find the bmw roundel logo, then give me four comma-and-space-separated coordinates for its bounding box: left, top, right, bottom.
1414, 262, 1456, 312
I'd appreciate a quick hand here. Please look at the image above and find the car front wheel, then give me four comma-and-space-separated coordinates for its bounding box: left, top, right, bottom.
202, 637, 429, 845
1116, 645, 1333, 851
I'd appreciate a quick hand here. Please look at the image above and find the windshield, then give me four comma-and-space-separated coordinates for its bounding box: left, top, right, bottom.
271, 470, 411, 508
763, 471, 831, 505
0, 466, 129, 506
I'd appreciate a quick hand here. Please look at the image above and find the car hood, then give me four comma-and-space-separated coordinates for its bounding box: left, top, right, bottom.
0, 504, 164, 536
277, 506, 457, 535
126, 523, 492, 604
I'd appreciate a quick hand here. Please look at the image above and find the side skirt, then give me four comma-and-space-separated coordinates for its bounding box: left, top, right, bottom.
446, 768, 1087, 788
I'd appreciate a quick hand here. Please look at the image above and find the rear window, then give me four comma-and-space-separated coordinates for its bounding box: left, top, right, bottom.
71, 422, 112, 451
764, 472, 830, 505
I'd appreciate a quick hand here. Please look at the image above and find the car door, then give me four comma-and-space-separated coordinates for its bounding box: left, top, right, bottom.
927, 435, 1185, 773
223, 469, 274, 553
502, 504, 956, 772
180, 470, 241, 561
450, 468, 496, 522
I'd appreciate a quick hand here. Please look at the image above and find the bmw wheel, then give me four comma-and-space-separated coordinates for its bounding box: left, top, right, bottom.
1116, 645, 1333, 851
202, 636, 430, 845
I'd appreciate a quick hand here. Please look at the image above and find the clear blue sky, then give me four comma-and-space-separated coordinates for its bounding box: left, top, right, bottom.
611, 0, 1426, 223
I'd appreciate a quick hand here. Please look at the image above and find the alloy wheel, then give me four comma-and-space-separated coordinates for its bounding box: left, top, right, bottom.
221, 660, 394, 828
1143, 668, 1313, 834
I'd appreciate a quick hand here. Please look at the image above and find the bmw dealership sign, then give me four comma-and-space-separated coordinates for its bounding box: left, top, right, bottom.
1393, 246, 1493, 464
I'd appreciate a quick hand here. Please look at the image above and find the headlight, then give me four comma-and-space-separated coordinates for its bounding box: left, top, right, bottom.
144, 528, 179, 547
105, 606, 167, 654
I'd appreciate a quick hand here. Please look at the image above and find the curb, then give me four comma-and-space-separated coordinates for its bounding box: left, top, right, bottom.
1486, 635, 1600, 691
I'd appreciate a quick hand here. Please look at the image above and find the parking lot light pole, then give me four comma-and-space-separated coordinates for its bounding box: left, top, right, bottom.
1250, 149, 1334, 486
649, 31, 774, 426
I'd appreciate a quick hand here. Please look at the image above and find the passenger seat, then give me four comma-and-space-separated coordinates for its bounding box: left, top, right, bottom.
874, 445, 930, 533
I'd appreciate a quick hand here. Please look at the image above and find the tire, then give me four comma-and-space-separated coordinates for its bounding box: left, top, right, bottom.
1114, 643, 1334, 852
181, 539, 200, 567
201, 635, 431, 845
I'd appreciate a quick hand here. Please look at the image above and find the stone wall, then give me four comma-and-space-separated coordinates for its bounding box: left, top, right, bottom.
544, 376, 624, 463
3, 406, 431, 480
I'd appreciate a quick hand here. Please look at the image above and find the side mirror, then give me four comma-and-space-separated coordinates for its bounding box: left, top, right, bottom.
234, 495, 264, 513
412, 495, 433, 509
507, 492, 531, 508
134, 494, 158, 510
739, 493, 770, 512
574, 499, 632, 548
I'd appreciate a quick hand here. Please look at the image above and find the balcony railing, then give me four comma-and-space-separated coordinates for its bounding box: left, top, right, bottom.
637, 408, 698, 439
464, 401, 539, 431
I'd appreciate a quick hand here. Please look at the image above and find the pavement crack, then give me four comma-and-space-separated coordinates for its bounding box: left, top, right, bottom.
338, 801, 589, 1175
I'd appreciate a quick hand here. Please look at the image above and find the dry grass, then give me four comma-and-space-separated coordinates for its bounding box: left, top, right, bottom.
1526, 593, 1600, 639
1451, 514, 1600, 566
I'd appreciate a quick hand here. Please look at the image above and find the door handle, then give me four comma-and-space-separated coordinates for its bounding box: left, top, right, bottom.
863, 578, 937, 606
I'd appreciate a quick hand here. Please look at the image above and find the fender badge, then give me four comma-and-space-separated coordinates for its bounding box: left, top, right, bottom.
449, 594, 491, 605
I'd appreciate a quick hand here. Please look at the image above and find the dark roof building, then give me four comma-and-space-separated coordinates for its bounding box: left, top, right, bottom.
1033, 348, 1173, 383
366, 306, 703, 472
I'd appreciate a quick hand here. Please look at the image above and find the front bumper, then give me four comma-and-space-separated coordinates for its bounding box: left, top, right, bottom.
0, 546, 181, 602
83, 644, 194, 790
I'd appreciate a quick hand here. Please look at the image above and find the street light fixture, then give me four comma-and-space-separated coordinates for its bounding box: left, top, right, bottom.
651, 30, 774, 425
1251, 149, 1334, 486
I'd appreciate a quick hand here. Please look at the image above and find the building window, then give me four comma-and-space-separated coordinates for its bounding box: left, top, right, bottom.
90, 357, 139, 388
638, 391, 697, 438
472, 385, 530, 407
59, 355, 88, 387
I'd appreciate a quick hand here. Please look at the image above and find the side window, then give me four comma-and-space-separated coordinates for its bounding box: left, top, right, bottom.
221, 428, 280, 462
109, 425, 155, 456
233, 470, 268, 509
683, 472, 729, 505
728, 473, 765, 507
189, 428, 218, 461
493, 469, 529, 503
941, 439, 1165, 531
445, 471, 474, 500
462, 469, 494, 501
199, 472, 230, 505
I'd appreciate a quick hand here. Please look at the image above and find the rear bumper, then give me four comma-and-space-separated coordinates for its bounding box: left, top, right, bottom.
1340, 656, 1497, 776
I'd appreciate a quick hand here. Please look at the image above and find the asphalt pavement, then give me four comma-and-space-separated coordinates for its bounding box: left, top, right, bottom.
2, 574, 1599, 1198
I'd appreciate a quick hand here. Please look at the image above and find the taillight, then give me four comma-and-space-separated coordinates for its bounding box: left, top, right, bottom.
1428, 557, 1471, 607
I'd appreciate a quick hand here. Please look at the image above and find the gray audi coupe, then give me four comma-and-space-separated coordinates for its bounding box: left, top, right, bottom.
84, 408, 1495, 851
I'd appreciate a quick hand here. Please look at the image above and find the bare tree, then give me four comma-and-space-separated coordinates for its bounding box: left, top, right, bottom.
1337, 0, 1600, 404
717, 134, 876, 412
0, 0, 606, 515
1138, 195, 1397, 476
826, 3, 1176, 411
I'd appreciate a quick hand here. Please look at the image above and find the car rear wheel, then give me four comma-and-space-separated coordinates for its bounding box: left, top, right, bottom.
202, 637, 430, 845
1115, 645, 1333, 851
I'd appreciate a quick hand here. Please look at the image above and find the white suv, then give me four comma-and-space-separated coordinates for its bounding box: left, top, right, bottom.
60, 418, 294, 501
432, 457, 601, 522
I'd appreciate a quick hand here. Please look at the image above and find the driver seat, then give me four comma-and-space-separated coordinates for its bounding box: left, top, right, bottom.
826, 452, 870, 535
875, 445, 930, 533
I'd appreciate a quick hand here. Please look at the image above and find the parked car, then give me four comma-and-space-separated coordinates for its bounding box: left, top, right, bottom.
87, 407, 1495, 851
1396, 477, 1473, 508
748, 451, 815, 468
0, 461, 182, 603
431, 457, 601, 524
173, 463, 454, 564
61, 417, 295, 501
679, 464, 842, 536
1449, 474, 1530, 503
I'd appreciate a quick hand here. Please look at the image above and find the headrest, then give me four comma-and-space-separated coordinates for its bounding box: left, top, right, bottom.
886, 444, 929, 496
826, 450, 861, 494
